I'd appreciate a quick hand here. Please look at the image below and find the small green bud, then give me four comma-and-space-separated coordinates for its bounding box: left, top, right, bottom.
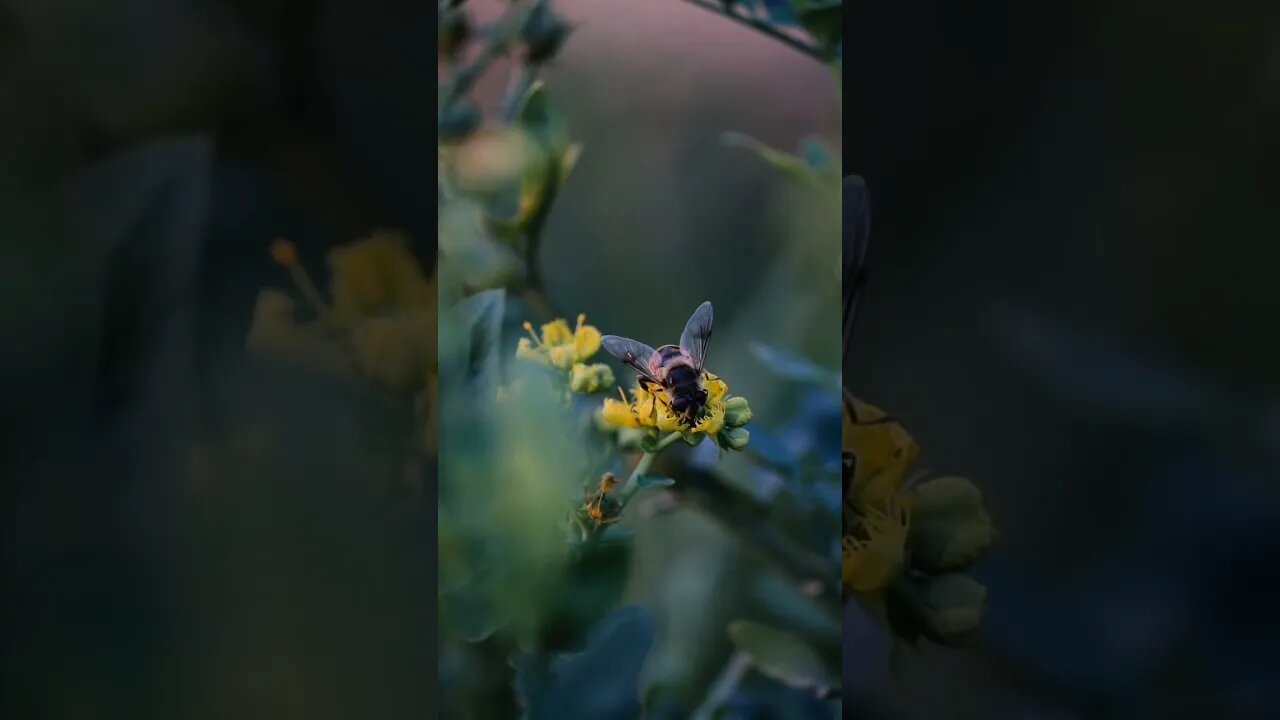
522, 4, 572, 63
515, 337, 550, 366
900, 573, 987, 645
720, 426, 750, 451
438, 8, 470, 60
439, 99, 481, 141
615, 427, 648, 450
569, 362, 614, 394
907, 476, 995, 573
723, 396, 752, 427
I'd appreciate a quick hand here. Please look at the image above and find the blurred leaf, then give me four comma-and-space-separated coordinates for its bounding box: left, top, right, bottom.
600, 524, 635, 544
750, 342, 840, 389
742, 425, 800, 472
635, 474, 675, 489
799, 136, 835, 173
757, 0, 800, 27
492, 83, 579, 237
516, 81, 570, 155
517, 606, 656, 720
722, 133, 839, 191
727, 620, 834, 692
538, 539, 632, 653
790, 0, 841, 54
439, 200, 524, 292
440, 288, 506, 397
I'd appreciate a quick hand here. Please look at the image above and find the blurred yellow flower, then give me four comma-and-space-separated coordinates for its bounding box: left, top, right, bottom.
328, 230, 434, 323
842, 498, 910, 592
269, 238, 298, 267
248, 232, 438, 395
516, 314, 602, 370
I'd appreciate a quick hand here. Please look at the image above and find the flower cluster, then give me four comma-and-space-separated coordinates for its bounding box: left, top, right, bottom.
247, 232, 438, 459
597, 372, 752, 451
515, 314, 615, 394
843, 395, 994, 647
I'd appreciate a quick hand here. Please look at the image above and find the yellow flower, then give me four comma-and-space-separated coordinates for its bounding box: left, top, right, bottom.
328, 230, 433, 322
599, 392, 640, 428
844, 396, 919, 509
516, 314, 603, 370
250, 234, 438, 394
842, 498, 910, 592
597, 371, 750, 450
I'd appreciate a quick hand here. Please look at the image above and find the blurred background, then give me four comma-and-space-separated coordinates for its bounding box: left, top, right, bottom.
1, 0, 839, 718
845, 1, 1280, 718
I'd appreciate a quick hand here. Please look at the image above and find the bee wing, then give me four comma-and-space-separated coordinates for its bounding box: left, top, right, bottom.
678, 301, 714, 371
601, 335, 660, 379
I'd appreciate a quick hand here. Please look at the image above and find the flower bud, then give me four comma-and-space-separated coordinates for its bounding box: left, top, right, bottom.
899, 573, 987, 645
522, 4, 572, 63
906, 475, 995, 573
723, 396, 752, 427
569, 362, 614, 394
615, 427, 648, 450
438, 8, 470, 61
439, 98, 481, 141
516, 337, 550, 366
269, 238, 298, 267
720, 426, 750, 451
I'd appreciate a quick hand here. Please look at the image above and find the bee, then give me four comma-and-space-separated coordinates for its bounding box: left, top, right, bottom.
601, 301, 714, 427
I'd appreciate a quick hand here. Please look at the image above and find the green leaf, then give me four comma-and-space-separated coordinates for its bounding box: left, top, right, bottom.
727, 620, 834, 692
722, 132, 838, 189
516, 606, 656, 720
516, 81, 570, 155
635, 474, 675, 489
749, 342, 840, 389
799, 136, 835, 173
790, 0, 842, 55
599, 524, 635, 544
537, 540, 632, 653
440, 288, 507, 395
438, 200, 524, 291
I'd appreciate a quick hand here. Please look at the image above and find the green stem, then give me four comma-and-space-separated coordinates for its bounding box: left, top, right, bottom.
680, 0, 827, 63
616, 433, 684, 506
583, 432, 682, 546
690, 650, 752, 720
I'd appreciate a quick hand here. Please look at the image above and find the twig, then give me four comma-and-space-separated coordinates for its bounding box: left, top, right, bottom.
440, 1, 537, 107
680, 0, 828, 62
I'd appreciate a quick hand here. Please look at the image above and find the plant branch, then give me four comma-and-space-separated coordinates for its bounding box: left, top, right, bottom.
440, 1, 537, 107
680, 0, 827, 62
617, 432, 682, 505
674, 463, 840, 618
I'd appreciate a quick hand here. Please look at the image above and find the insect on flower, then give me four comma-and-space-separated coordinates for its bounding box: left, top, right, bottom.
601, 301, 715, 428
